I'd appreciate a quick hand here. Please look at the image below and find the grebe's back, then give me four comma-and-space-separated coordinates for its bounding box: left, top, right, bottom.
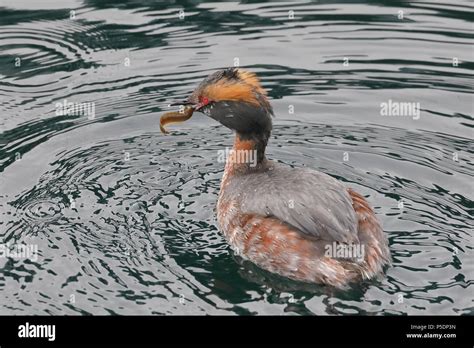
217, 158, 390, 287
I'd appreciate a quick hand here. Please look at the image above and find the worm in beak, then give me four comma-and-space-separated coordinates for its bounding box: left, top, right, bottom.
159, 105, 195, 134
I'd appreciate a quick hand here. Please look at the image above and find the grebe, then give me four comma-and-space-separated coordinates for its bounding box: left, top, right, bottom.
163, 68, 391, 288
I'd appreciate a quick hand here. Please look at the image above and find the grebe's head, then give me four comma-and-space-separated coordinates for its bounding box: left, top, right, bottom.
175, 68, 273, 137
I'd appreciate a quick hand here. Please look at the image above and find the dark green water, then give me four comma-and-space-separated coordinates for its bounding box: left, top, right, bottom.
0, 0, 472, 315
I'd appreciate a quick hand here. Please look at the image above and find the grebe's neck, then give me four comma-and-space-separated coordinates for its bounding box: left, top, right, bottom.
224, 132, 270, 174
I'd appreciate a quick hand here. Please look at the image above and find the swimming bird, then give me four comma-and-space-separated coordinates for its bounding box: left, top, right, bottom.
167, 68, 391, 288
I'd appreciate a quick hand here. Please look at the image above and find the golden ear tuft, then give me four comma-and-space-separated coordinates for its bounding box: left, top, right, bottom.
204, 82, 259, 105
202, 69, 268, 105
236, 69, 267, 95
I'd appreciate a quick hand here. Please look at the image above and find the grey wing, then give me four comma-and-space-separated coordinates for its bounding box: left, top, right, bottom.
230, 162, 359, 243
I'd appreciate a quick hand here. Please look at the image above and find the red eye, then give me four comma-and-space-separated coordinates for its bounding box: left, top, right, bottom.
196, 96, 210, 111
